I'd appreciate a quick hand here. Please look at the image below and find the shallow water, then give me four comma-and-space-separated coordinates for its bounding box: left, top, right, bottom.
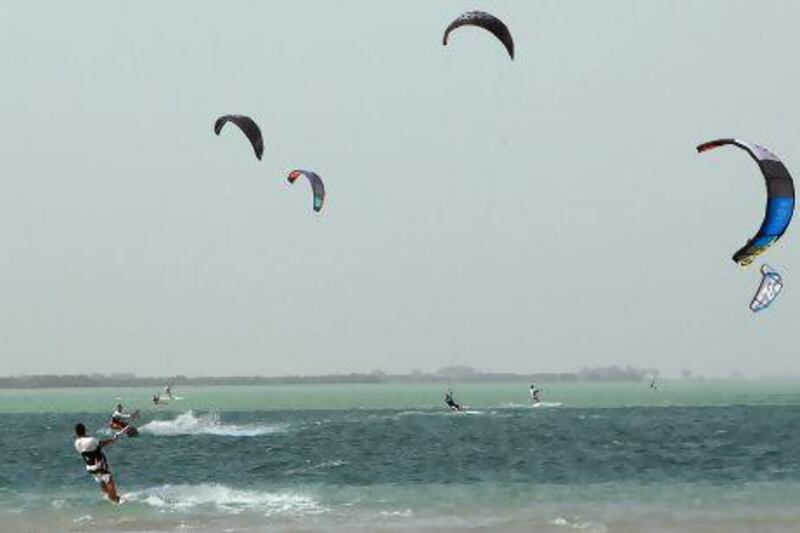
2, 379, 799, 414
3, 382, 800, 531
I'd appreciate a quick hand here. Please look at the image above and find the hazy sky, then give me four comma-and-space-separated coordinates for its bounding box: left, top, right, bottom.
1, 1, 799, 377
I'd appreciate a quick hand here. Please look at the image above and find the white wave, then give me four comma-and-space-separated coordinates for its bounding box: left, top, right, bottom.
379, 509, 413, 518
311, 459, 347, 470
50, 499, 66, 509
397, 410, 457, 417
285, 459, 347, 475
139, 411, 285, 437
72, 515, 93, 525
532, 401, 563, 408
550, 516, 604, 531
127, 484, 326, 516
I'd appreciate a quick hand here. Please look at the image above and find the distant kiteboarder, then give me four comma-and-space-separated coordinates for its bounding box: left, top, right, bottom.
74, 422, 124, 503
153, 384, 176, 405
445, 389, 463, 411
650, 377, 659, 391
529, 384, 541, 405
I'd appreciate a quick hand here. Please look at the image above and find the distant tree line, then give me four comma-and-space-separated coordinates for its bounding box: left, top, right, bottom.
0, 365, 658, 389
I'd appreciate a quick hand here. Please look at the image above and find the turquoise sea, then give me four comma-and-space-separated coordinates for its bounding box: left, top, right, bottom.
2, 381, 800, 532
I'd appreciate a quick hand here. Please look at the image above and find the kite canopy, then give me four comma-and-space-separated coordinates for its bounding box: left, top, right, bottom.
750, 264, 783, 312
697, 139, 795, 267
443, 11, 514, 60
214, 115, 264, 160
287, 170, 325, 212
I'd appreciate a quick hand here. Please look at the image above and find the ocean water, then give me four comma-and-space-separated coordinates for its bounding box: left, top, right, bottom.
2, 381, 800, 532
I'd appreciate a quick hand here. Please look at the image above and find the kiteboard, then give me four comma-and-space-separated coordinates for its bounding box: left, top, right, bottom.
531, 401, 563, 408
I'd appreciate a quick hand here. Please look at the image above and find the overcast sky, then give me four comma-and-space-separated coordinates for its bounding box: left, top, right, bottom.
1, 1, 799, 378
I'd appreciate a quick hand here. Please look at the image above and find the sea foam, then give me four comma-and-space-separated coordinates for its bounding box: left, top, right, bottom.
127, 483, 325, 516
139, 411, 285, 437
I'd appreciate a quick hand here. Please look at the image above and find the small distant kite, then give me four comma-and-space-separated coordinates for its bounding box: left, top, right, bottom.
214, 115, 264, 160
443, 11, 514, 60
696, 139, 795, 267
287, 170, 325, 212
750, 264, 783, 312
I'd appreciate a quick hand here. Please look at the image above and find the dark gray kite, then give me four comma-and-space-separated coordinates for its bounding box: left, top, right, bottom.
443, 11, 514, 60
214, 115, 264, 161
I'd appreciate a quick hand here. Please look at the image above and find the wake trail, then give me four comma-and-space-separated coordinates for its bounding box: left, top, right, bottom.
139, 411, 286, 437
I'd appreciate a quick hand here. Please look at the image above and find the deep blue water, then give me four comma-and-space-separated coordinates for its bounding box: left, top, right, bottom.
3, 405, 800, 531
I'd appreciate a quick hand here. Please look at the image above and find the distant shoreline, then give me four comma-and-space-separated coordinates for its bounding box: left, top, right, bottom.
0, 366, 659, 389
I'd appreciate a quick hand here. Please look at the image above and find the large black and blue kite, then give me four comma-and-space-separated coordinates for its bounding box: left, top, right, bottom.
697, 139, 795, 267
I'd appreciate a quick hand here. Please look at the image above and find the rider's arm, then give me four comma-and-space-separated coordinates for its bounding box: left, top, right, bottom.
98, 437, 117, 448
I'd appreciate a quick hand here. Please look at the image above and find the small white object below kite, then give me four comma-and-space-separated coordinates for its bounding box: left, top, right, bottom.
750, 264, 783, 313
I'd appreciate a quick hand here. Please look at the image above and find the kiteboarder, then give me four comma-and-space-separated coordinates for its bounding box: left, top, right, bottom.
152, 385, 177, 406
445, 389, 463, 411
74, 423, 122, 503
529, 384, 541, 404
109, 404, 138, 433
